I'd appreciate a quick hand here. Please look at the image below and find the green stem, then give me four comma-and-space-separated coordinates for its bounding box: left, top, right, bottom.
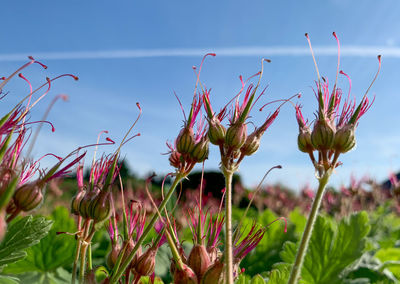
288, 170, 331, 284
109, 173, 185, 283
79, 242, 88, 284
71, 239, 82, 284
223, 170, 234, 284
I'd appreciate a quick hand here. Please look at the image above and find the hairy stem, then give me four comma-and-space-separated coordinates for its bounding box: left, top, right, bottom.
288, 170, 331, 284
109, 173, 185, 283
71, 239, 82, 284
224, 170, 234, 284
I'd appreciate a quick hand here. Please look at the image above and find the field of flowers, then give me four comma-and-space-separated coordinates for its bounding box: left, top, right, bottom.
1, 34, 400, 284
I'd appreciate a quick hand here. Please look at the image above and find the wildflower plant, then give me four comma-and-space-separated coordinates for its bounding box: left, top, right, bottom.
287, 33, 381, 284
203, 57, 285, 283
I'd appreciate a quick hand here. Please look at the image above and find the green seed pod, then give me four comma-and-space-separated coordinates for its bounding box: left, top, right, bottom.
190, 137, 209, 163
188, 244, 211, 280
297, 128, 313, 153
89, 190, 112, 222
174, 264, 198, 284
78, 189, 99, 219
225, 122, 247, 151
311, 120, 335, 151
134, 247, 157, 277
208, 117, 226, 146
201, 260, 224, 284
333, 124, 356, 153
176, 127, 195, 154
13, 182, 44, 212
240, 132, 261, 157
71, 190, 86, 215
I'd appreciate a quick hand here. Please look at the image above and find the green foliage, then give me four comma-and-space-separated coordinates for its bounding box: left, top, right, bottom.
3, 207, 75, 274
280, 211, 371, 284
7, 268, 71, 284
0, 216, 52, 271
239, 208, 298, 276
375, 248, 400, 279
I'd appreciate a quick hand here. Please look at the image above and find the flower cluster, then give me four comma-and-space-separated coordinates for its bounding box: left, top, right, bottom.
295, 33, 381, 174
0, 57, 83, 235
202, 60, 281, 173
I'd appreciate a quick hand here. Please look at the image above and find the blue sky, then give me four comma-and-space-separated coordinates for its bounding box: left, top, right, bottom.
1, 0, 399, 190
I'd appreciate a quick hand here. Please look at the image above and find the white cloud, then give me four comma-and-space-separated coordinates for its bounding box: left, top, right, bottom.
0, 45, 398, 62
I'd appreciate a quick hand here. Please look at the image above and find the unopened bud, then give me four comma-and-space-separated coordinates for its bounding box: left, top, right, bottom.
297, 128, 313, 153
201, 260, 224, 284
208, 117, 226, 145
311, 120, 335, 151
240, 132, 261, 156
176, 127, 195, 154
188, 244, 211, 280
71, 190, 86, 215
106, 243, 121, 269
333, 124, 356, 153
89, 190, 112, 222
190, 137, 209, 162
225, 122, 247, 151
169, 151, 182, 168
13, 182, 44, 212
134, 247, 157, 277
174, 264, 198, 284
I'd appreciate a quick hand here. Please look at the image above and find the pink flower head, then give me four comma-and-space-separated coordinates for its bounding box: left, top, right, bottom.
126, 201, 146, 242
232, 222, 266, 263
89, 153, 120, 190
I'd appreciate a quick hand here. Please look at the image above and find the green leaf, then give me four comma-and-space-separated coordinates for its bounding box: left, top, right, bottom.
280, 211, 371, 284
0, 216, 52, 267
342, 252, 397, 283
3, 207, 76, 273
250, 274, 266, 284
375, 248, 400, 279
0, 275, 20, 284
288, 208, 306, 237
267, 263, 291, 284
235, 274, 252, 284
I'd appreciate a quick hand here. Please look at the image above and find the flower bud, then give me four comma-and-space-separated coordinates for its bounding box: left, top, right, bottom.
89, 190, 112, 222
78, 189, 99, 219
201, 260, 224, 284
206, 246, 220, 263
71, 190, 86, 215
174, 264, 198, 284
333, 124, 356, 153
311, 120, 335, 151
208, 117, 226, 146
13, 182, 44, 212
133, 247, 157, 277
190, 137, 209, 162
187, 244, 211, 280
169, 151, 182, 168
106, 243, 121, 269
297, 128, 313, 153
240, 132, 261, 156
225, 122, 247, 151
176, 127, 195, 154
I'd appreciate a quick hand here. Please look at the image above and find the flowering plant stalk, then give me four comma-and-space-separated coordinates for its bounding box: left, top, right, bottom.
202, 56, 289, 283
287, 33, 381, 284
109, 59, 209, 283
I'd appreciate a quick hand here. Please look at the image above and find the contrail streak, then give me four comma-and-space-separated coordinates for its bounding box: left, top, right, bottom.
0, 46, 398, 61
